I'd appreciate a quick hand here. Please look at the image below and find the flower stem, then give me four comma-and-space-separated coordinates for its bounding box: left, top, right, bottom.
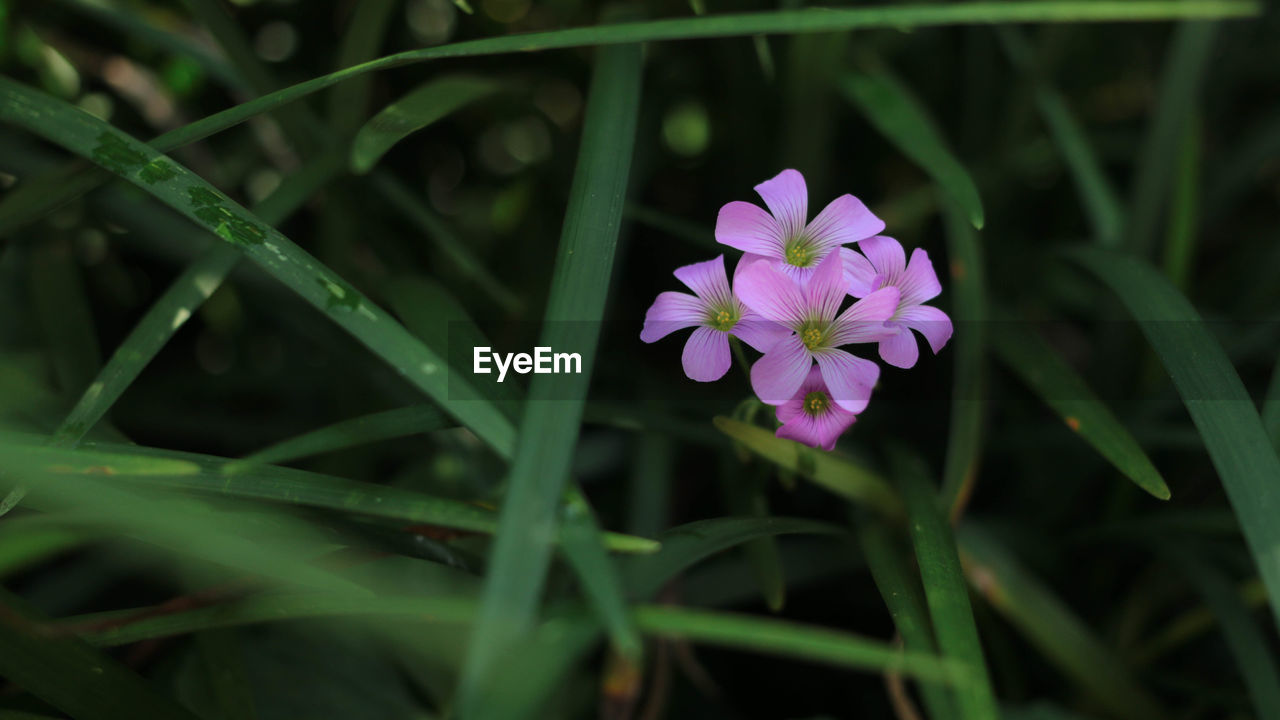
730, 337, 752, 381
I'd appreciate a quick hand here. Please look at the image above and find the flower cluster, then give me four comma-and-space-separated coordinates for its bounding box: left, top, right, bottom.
642, 169, 953, 450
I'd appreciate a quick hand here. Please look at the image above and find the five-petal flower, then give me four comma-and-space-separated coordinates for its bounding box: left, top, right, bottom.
775, 366, 859, 451
842, 235, 953, 369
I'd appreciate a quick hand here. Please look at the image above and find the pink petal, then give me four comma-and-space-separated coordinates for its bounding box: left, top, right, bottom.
731, 310, 791, 354
754, 169, 808, 240
899, 305, 953, 354
814, 349, 880, 414
805, 252, 847, 323
673, 255, 733, 306
827, 286, 901, 345
682, 326, 732, 382
878, 325, 919, 369
734, 258, 808, 325
897, 248, 943, 306
750, 334, 811, 405
805, 194, 885, 251
859, 235, 906, 281
841, 247, 880, 298
641, 291, 705, 343
716, 201, 785, 258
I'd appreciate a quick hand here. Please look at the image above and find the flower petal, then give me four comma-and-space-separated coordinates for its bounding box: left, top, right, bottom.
673, 255, 732, 306
841, 247, 880, 298
716, 201, 785, 258
827, 286, 900, 345
814, 349, 880, 414
754, 169, 808, 240
682, 326, 732, 382
734, 257, 808, 325
805, 194, 885, 251
899, 304, 953, 354
878, 325, 919, 369
640, 291, 705, 343
805, 251, 847, 323
897, 248, 944, 306
731, 310, 791, 354
750, 334, 811, 405
858, 235, 906, 281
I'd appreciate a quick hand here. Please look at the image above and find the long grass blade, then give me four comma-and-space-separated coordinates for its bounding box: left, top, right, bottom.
558, 490, 642, 661
352, 77, 502, 173
455, 39, 643, 712
243, 405, 454, 465
0, 2, 1259, 234
841, 70, 985, 229
1162, 113, 1201, 289
1263, 353, 1280, 452
990, 321, 1170, 499
894, 449, 998, 720
0, 76, 516, 457
326, 0, 399, 134
1069, 246, 1280, 626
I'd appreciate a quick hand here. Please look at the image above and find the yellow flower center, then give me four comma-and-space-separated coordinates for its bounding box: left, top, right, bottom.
803, 391, 829, 416
707, 307, 738, 332
783, 236, 816, 267
801, 327, 824, 350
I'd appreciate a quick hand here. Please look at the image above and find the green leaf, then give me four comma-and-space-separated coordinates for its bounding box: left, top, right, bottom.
989, 321, 1170, 499
894, 449, 998, 720
1161, 112, 1201, 289
0, 588, 204, 720
456, 40, 643, 712
720, 454, 787, 612
861, 522, 958, 720
1264, 353, 1280, 452
1069, 246, 1280, 627
997, 27, 1123, 246
0, 517, 93, 578
841, 70, 984, 229
243, 405, 454, 465
957, 526, 1166, 720
0, 1, 1258, 234
713, 417, 902, 518
352, 76, 502, 173
0, 76, 516, 459
28, 240, 102, 398
558, 490, 642, 661
327, 0, 399, 133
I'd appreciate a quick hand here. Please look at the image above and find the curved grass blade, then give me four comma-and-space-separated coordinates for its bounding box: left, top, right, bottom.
327, 0, 399, 134
0, 432, 656, 553
861, 522, 958, 720
28, 239, 102, 396
939, 201, 987, 518
0, 588, 204, 720
1126, 21, 1218, 256
0, 519, 93, 578
0, 1, 1259, 234
893, 449, 998, 720
990, 321, 1170, 499
0, 76, 516, 458
957, 527, 1166, 720
713, 416, 902, 517
997, 27, 1122, 246
1069, 246, 1280, 626
719, 454, 787, 612
1129, 576, 1266, 666
841, 70, 984, 229
559, 490, 642, 661
352, 76, 502, 173
1162, 113, 1201, 289
244, 405, 454, 465
456, 39, 643, 712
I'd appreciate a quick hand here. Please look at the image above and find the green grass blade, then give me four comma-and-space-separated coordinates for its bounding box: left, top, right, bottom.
455, 39, 642, 712
327, 0, 398, 133
1263, 353, 1280, 452
622, 517, 844, 600
713, 417, 902, 517
0, 3, 1259, 235
720, 458, 787, 612
0, 76, 516, 458
244, 405, 454, 465
939, 201, 987, 517
894, 449, 998, 720
989, 321, 1170, 499
841, 70, 984, 229
0, 589, 204, 720
558, 490, 642, 661
997, 27, 1123, 246
1126, 21, 1217, 256
633, 605, 965, 683
1069, 246, 1280, 626
1161, 112, 1201, 289
191, 628, 258, 720
957, 527, 1166, 720
28, 240, 102, 396
352, 76, 502, 173
0, 518, 93, 578
861, 522, 958, 720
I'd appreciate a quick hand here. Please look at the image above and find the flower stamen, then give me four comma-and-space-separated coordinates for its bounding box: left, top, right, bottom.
707, 307, 738, 332
783, 236, 816, 267
801, 327, 824, 350
803, 391, 830, 416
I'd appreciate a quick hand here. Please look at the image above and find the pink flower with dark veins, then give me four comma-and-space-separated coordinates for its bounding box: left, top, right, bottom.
775, 366, 860, 451
842, 235, 953, 369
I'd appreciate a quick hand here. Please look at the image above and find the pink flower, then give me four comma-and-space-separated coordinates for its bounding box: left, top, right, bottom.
735, 252, 899, 413
842, 235, 953, 369
776, 366, 859, 450
641, 255, 790, 382
715, 169, 884, 282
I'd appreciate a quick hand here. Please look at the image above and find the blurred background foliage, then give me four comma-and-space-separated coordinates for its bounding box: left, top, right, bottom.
0, 0, 1277, 719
